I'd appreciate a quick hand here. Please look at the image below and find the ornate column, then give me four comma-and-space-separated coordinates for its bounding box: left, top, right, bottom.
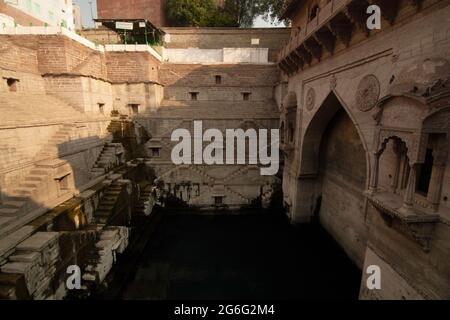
390, 141, 403, 193
427, 149, 447, 212
402, 163, 417, 211
369, 152, 381, 193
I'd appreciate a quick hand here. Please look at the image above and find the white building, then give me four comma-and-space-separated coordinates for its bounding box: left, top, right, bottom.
0, 0, 75, 30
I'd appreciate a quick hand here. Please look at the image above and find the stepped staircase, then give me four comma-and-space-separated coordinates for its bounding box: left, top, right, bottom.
223, 166, 249, 183
0, 92, 84, 126
134, 184, 154, 217
90, 143, 124, 179
93, 182, 124, 225
223, 185, 251, 204
0, 122, 88, 231
35, 123, 79, 160
0, 121, 114, 232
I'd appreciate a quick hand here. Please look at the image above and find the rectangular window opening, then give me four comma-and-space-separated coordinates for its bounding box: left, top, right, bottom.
150, 148, 160, 158
214, 196, 223, 205
242, 92, 251, 101
6, 78, 19, 92
98, 103, 105, 115
215, 75, 222, 84
129, 104, 139, 115
190, 92, 199, 101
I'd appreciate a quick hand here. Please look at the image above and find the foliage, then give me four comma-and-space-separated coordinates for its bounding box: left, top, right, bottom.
166, 0, 287, 28
166, 0, 234, 27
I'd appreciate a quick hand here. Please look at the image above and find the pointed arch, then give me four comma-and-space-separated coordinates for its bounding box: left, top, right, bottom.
298, 90, 369, 181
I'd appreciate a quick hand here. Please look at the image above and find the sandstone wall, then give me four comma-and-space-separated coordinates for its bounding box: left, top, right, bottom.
140, 62, 281, 208
281, 0, 450, 298
97, 0, 166, 27
163, 28, 290, 62
106, 51, 160, 84
319, 110, 368, 267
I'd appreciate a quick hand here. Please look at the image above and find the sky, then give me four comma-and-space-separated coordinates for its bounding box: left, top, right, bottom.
74, 0, 284, 29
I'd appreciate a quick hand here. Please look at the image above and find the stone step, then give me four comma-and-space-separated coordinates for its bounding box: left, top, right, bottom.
98, 158, 113, 163
104, 193, 120, 198
101, 200, 116, 205
5, 196, 28, 202
30, 169, 51, 176
0, 208, 19, 216
2, 201, 25, 209
97, 217, 108, 224
108, 186, 122, 191
82, 272, 96, 282
53, 134, 69, 139
91, 172, 103, 179
97, 204, 114, 211
25, 175, 45, 182
95, 210, 111, 218
11, 189, 33, 196
19, 182, 39, 189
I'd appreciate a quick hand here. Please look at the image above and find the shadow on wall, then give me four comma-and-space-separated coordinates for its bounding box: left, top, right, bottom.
0, 128, 152, 299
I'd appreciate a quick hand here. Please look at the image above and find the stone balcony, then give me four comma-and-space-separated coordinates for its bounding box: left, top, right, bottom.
278, 0, 424, 74
366, 191, 439, 253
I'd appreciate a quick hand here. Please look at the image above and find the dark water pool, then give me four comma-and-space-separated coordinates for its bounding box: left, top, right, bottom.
108, 211, 361, 300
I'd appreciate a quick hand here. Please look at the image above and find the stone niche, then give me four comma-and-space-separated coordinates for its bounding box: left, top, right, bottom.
280, 91, 297, 156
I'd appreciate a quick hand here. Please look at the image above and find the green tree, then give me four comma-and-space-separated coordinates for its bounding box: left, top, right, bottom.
218, 0, 286, 27
166, 0, 286, 28
167, 0, 234, 27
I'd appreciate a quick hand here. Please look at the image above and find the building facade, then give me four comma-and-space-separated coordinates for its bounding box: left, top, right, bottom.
0, 0, 75, 30
97, 0, 167, 27
278, 0, 450, 299
0, 0, 449, 300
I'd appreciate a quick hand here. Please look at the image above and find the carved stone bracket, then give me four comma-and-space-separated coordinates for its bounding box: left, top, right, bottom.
296, 46, 312, 65
286, 55, 300, 72
304, 37, 323, 61
313, 26, 336, 55
368, 0, 401, 25
345, 0, 371, 36
368, 192, 439, 252
409, 0, 424, 9
328, 13, 354, 47
291, 50, 305, 70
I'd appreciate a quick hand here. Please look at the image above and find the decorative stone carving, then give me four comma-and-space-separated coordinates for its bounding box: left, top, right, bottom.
306, 88, 315, 111
330, 74, 337, 90
356, 74, 380, 112
367, 193, 439, 252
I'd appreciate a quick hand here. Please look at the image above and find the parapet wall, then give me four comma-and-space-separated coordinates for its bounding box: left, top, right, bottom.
163, 27, 290, 62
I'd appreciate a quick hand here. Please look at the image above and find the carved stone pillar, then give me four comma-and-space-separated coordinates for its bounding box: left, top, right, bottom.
427, 149, 447, 212
402, 163, 417, 210
369, 152, 380, 193
391, 140, 404, 193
